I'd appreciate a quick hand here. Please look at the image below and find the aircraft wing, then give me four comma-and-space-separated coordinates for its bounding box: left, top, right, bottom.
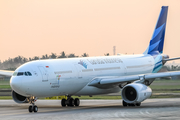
0, 70, 14, 78
88, 71, 180, 87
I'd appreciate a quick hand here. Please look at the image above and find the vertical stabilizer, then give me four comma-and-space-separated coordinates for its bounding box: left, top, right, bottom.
144, 6, 168, 55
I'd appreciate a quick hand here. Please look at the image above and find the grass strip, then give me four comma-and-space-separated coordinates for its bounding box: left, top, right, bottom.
0, 96, 12, 99
0, 85, 11, 89
1, 94, 180, 100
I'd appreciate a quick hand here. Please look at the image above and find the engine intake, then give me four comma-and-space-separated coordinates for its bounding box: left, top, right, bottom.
121, 83, 152, 104
124, 86, 137, 101
12, 90, 28, 103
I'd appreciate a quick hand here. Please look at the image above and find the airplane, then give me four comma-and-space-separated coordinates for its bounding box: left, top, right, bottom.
1, 6, 180, 113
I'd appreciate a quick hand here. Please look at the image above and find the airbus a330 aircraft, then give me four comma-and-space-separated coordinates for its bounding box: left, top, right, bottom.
1, 6, 180, 113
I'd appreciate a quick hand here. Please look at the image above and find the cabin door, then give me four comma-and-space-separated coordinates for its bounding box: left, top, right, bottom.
38, 66, 48, 81
74, 64, 82, 78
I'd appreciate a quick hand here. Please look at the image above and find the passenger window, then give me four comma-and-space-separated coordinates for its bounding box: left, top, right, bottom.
27, 72, 32, 76
17, 72, 24, 76
25, 72, 28, 76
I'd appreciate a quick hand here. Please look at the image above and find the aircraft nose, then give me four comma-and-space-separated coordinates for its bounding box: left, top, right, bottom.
10, 77, 22, 92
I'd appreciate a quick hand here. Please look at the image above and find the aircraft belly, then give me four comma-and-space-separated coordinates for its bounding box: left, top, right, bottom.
58, 78, 84, 94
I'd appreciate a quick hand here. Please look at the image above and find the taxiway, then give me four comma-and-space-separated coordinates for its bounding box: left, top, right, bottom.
1, 98, 180, 120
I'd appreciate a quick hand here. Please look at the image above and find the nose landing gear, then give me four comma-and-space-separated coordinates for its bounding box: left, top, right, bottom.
29, 103, 38, 113
27, 96, 38, 113
61, 96, 80, 107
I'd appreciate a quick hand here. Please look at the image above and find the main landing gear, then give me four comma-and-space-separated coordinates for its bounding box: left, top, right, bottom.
27, 96, 80, 113
27, 97, 38, 113
61, 96, 80, 107
122, 100, 141, 107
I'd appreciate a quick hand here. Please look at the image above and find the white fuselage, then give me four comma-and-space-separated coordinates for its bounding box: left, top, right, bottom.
10, 54, 157, 97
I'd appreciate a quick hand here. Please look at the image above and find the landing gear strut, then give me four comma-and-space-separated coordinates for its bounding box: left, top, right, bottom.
61, 96, 80, 107
27, 96, 38, 113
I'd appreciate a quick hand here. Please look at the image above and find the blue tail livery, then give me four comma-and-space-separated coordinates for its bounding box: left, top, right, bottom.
144, 6, 168, 55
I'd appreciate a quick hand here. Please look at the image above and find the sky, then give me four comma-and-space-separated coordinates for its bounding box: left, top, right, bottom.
1, 0, 180, 61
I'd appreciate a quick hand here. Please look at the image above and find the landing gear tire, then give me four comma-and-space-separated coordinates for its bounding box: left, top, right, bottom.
122, 100, 127, 107
61, 99, 66, 107
131, 104, 135, 106
74, 98, 80, 106
136, 103, 141, 106
69, 98, 74, 106
29, 106, 33, 113
28, 105, 38, 113
33, 105, 38, 112
128, 103, 135, 106
64, 96, 80, 107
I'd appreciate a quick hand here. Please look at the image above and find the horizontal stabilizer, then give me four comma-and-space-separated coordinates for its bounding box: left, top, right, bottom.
163, 57, 180, 62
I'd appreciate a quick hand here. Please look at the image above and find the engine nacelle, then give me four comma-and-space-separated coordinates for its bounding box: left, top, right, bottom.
12, 90, 28, 103
121, 83, 152, 104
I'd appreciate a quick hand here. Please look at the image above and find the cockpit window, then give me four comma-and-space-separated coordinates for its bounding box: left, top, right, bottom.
17, 72, 24, 76
27, 72, 32, 76
13, 71, 32, 76
25, 72, 28, 76
13, 72, 17, 76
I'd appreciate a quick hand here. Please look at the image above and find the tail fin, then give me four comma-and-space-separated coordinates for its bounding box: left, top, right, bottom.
144, 6, 168, 55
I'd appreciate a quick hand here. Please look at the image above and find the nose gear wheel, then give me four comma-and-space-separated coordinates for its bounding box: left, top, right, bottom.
27, 96, 38, 113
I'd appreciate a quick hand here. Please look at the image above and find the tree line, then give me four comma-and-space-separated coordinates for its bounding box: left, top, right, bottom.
162, 65, 180, 71
0, 51, 91, 70
1, 52, 179, 73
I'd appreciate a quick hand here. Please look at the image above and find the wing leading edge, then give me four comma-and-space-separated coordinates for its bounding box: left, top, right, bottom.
0, 70, 14, 78
88, 71, 180, 87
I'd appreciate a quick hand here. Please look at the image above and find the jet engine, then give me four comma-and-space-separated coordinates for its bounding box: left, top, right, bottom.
12, 90, 28, 103
121, 83, 152, 104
